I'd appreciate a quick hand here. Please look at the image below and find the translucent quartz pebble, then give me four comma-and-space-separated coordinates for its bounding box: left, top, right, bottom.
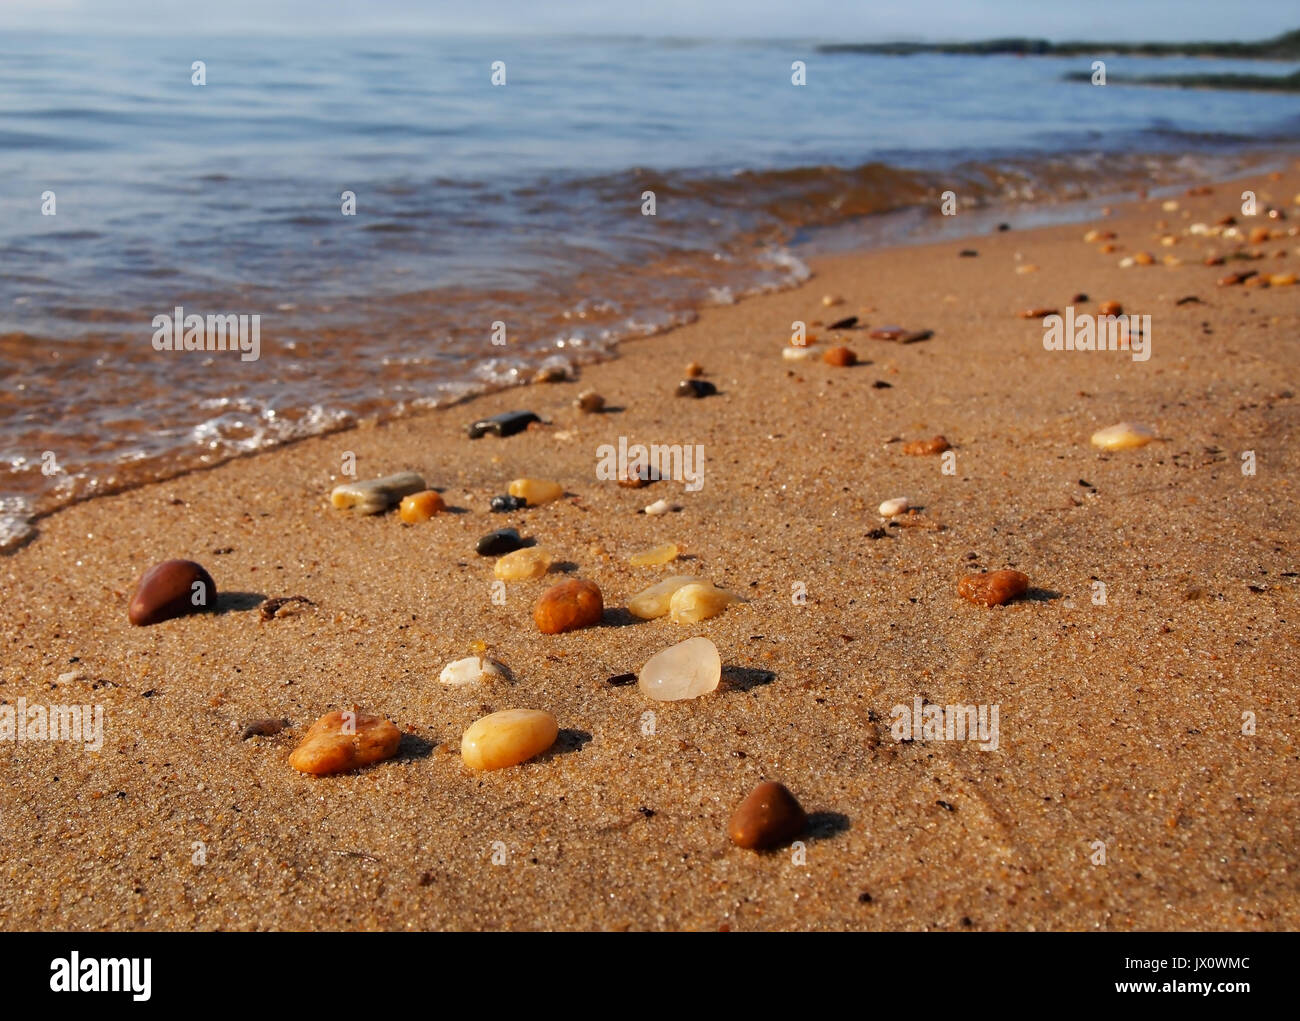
668, 582, 738, 624
494, 547, 552, 581
638, 637, 721, 701
331, 472, 426, 514
629, 542, 679, 567
508, 478, 564, 506
460, 709, 558, 770
439, 655, 506, 687
627, 575, 707, 619
1090, 422, 1155, 451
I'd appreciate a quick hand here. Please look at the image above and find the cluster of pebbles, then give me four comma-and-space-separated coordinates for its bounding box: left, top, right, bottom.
122, 219, 1209, 852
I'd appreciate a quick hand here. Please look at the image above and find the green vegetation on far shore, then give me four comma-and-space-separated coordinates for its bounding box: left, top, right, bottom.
1063, 68, 1300, 92
818, 28, 1300, 60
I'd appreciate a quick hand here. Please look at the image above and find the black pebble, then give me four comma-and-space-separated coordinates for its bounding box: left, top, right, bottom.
1072, 292, 1089, 303
996, 222, 1011, 232
828, 315, 858, 330
866, 527, 889, 540
467, 410, 540, 439
675, 379, 716, 398
476, 528, 524, 556
490, 494, 526, 513
872, 380, 892, 389
606, 672, 638, 687
958, 249, 978, 257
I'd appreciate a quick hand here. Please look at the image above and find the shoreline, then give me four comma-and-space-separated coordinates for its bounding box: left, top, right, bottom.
2, 161, 1297, 931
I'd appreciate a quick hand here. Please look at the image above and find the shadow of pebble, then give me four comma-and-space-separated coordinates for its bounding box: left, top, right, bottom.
544, 729, 592, 759
217, 591, 266, 613
1022, 587, 1062, 603
550, 560, 580, 574
397, 734, 436, 760
598, 608, 641, 629
806, 811, 851, 842
721, 666, 777, 692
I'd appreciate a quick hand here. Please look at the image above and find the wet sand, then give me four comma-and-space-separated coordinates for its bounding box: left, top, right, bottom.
2, 167, 1297, 931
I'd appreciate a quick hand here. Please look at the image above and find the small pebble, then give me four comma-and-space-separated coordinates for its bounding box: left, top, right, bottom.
508, 478, 564, 506
669, 582, 738, 624
534, 579, 604, 634
685, 362, 704, 378
1014, 263, 1038, 275
728, 781, 808, 850
490, 494, 527, 513
466, 410, 540, 439
331, 472, 426, 514
959, 249, 978, 257
676, 379, 717, 398
1072, 292, 1089, 303
827, 315, 858, 330
822, 345, 857, 367
439, 656, 507, 687
638, 636, 721, 701
1098, 300, 1123, 316
1133, 252, 1155, 266
822, 294, 843, 307
575, 390, 605, 413
628, 576, 706, 619
1090, 422, 1155, 451
902, 435, 950, 456
494, 546, 552, 581
240, 718, 287, 740
476, 528, 524, 556
606, 672, 638, 687
533, 365, 568, 383
629, 542, 680, 567
1269, 272, 1296, 286
460, 709, 558, 771
878, 497, 909, 517
1019, 308, 1057, 319
288, 710, 401, 775
128, 559, 217, 626
868, 325, 906, 340
958, 569, 1030, 607
782, 346, 817, 361
644, 498, 676, 516
398, 490, 445, 523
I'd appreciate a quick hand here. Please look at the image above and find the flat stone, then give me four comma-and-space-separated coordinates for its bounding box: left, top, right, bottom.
958, 569, 1030, 607
1090, 422, 1155, 451
331, 472, 426, 514
466, 410, 540, 439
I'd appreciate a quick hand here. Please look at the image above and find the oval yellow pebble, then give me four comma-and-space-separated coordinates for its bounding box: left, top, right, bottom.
628, 575, 707, 619
494, 547, 552, 581
508, 478, 563, 506
629, 542, 680, 568
1269, 272, 1296, 286
668, 582, 738, 624
1091, 422, 1156, 451
460, 709, 558, 771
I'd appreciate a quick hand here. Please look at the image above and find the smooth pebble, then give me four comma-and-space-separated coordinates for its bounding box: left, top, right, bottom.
628, 575, 707, 619
461, 709, 558, 771
1090, 422, 1155, 451
330, 472, 426, 514
638, 636, 721, 701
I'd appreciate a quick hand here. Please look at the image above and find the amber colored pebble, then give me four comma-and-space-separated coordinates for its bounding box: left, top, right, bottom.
958, 570, 1030, 607
685, 361, 704, 377
728, 781, 808, 850
1098, 300, 1123, 316
1133, 252, 1154, 266
399, 490, 445, 523
902, 435, 950, 456
822, 345, 857, 366
1019, 308, 1057, 319
534, 579, 604, 634
288, 710, 401, 776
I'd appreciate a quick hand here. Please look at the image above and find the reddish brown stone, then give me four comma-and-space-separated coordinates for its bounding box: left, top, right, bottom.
728, 781, 807, 850
534, 579, 604, 634
128, 559, 216, 626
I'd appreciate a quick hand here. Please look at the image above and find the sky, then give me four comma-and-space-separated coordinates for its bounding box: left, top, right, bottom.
4, 0, 1299, 40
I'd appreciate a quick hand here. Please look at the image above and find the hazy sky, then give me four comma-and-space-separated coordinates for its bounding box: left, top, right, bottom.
6, 0, 1299, 39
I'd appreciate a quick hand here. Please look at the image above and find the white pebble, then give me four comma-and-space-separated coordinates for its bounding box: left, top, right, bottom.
639, 637, 721, 701
878, 497, 909, 517
439, 656, 506, 687
781, 346, 817, 361
644, 498, 676, 516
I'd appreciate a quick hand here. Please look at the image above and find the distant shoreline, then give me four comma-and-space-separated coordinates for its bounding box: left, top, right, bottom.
818, 28, 1300, 60
1063, 68, 1300, 92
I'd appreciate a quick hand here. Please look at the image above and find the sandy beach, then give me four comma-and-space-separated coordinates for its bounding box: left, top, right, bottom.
2, 166, 1297, 931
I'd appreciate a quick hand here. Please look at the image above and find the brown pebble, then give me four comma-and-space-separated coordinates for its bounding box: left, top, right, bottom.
958, 570, 1030, 607
1018, 308, 1057, 319
533, 365, 567, 383
534, 579, 604, 634
575, 390, 605, 414
728, 781, 808, 850
685, 362, 704, 378
1098, 300, 1123, 316
1218, 271, 1256, 287
288, 710, 402, 775
240, 718, 288, 740
902, 435, 950, 456
399, 490, 445, 523
822, 345, 857, 367
128, 559, 217, 626
259, 595, 316, 621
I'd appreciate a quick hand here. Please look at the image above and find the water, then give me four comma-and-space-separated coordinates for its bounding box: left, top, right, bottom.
2, 31, 1298, 546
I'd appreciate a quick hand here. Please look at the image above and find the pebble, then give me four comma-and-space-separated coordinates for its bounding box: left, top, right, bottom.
1134, 251, 1155, 266
822, 345, 857, 367
533, 365, 568, 383
958, 569, 1030, 607
494, 546, 552, 581
644, 498, 677, 516
240, 718, 287, 740
476, 528, 524, 556
903, 435, 950, 456
288, 710, 402, 775
629, 542, 680, 567
439, 655, 507, 687
676, 379, 716, 398
827, 315, 858, 330
1218, 270, 1255, 287
669, 582, 739, 623
534, 579, 604, 634
685, 362, 704, 378
822, 294, 843, 307
959, 248, 978, 257
460, 709, 558, 771
1098, 300, 1123, 316
399, 490, 446, 523
1090, 422, 1155, 451
508, 478, 564, 506
878, 497, 909, 517
1270, 272, 1296, 286
331, 472, 426, 514
128, 559, 217, 626
628, 575, 707, 619
1019, 308, 1057, 319
1083, 229, 1115, 242
575, 390, 605, 413
781, 346, 818, 361
466, 410, 540, 439
728, 781, 808, 850
490, 493, 527, 513
868, 325, 906, 340
638, 636, 721, 701
1014, 264, 1038, 275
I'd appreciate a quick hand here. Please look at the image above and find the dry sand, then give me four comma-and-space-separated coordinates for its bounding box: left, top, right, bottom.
2, 168, 1298, 931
